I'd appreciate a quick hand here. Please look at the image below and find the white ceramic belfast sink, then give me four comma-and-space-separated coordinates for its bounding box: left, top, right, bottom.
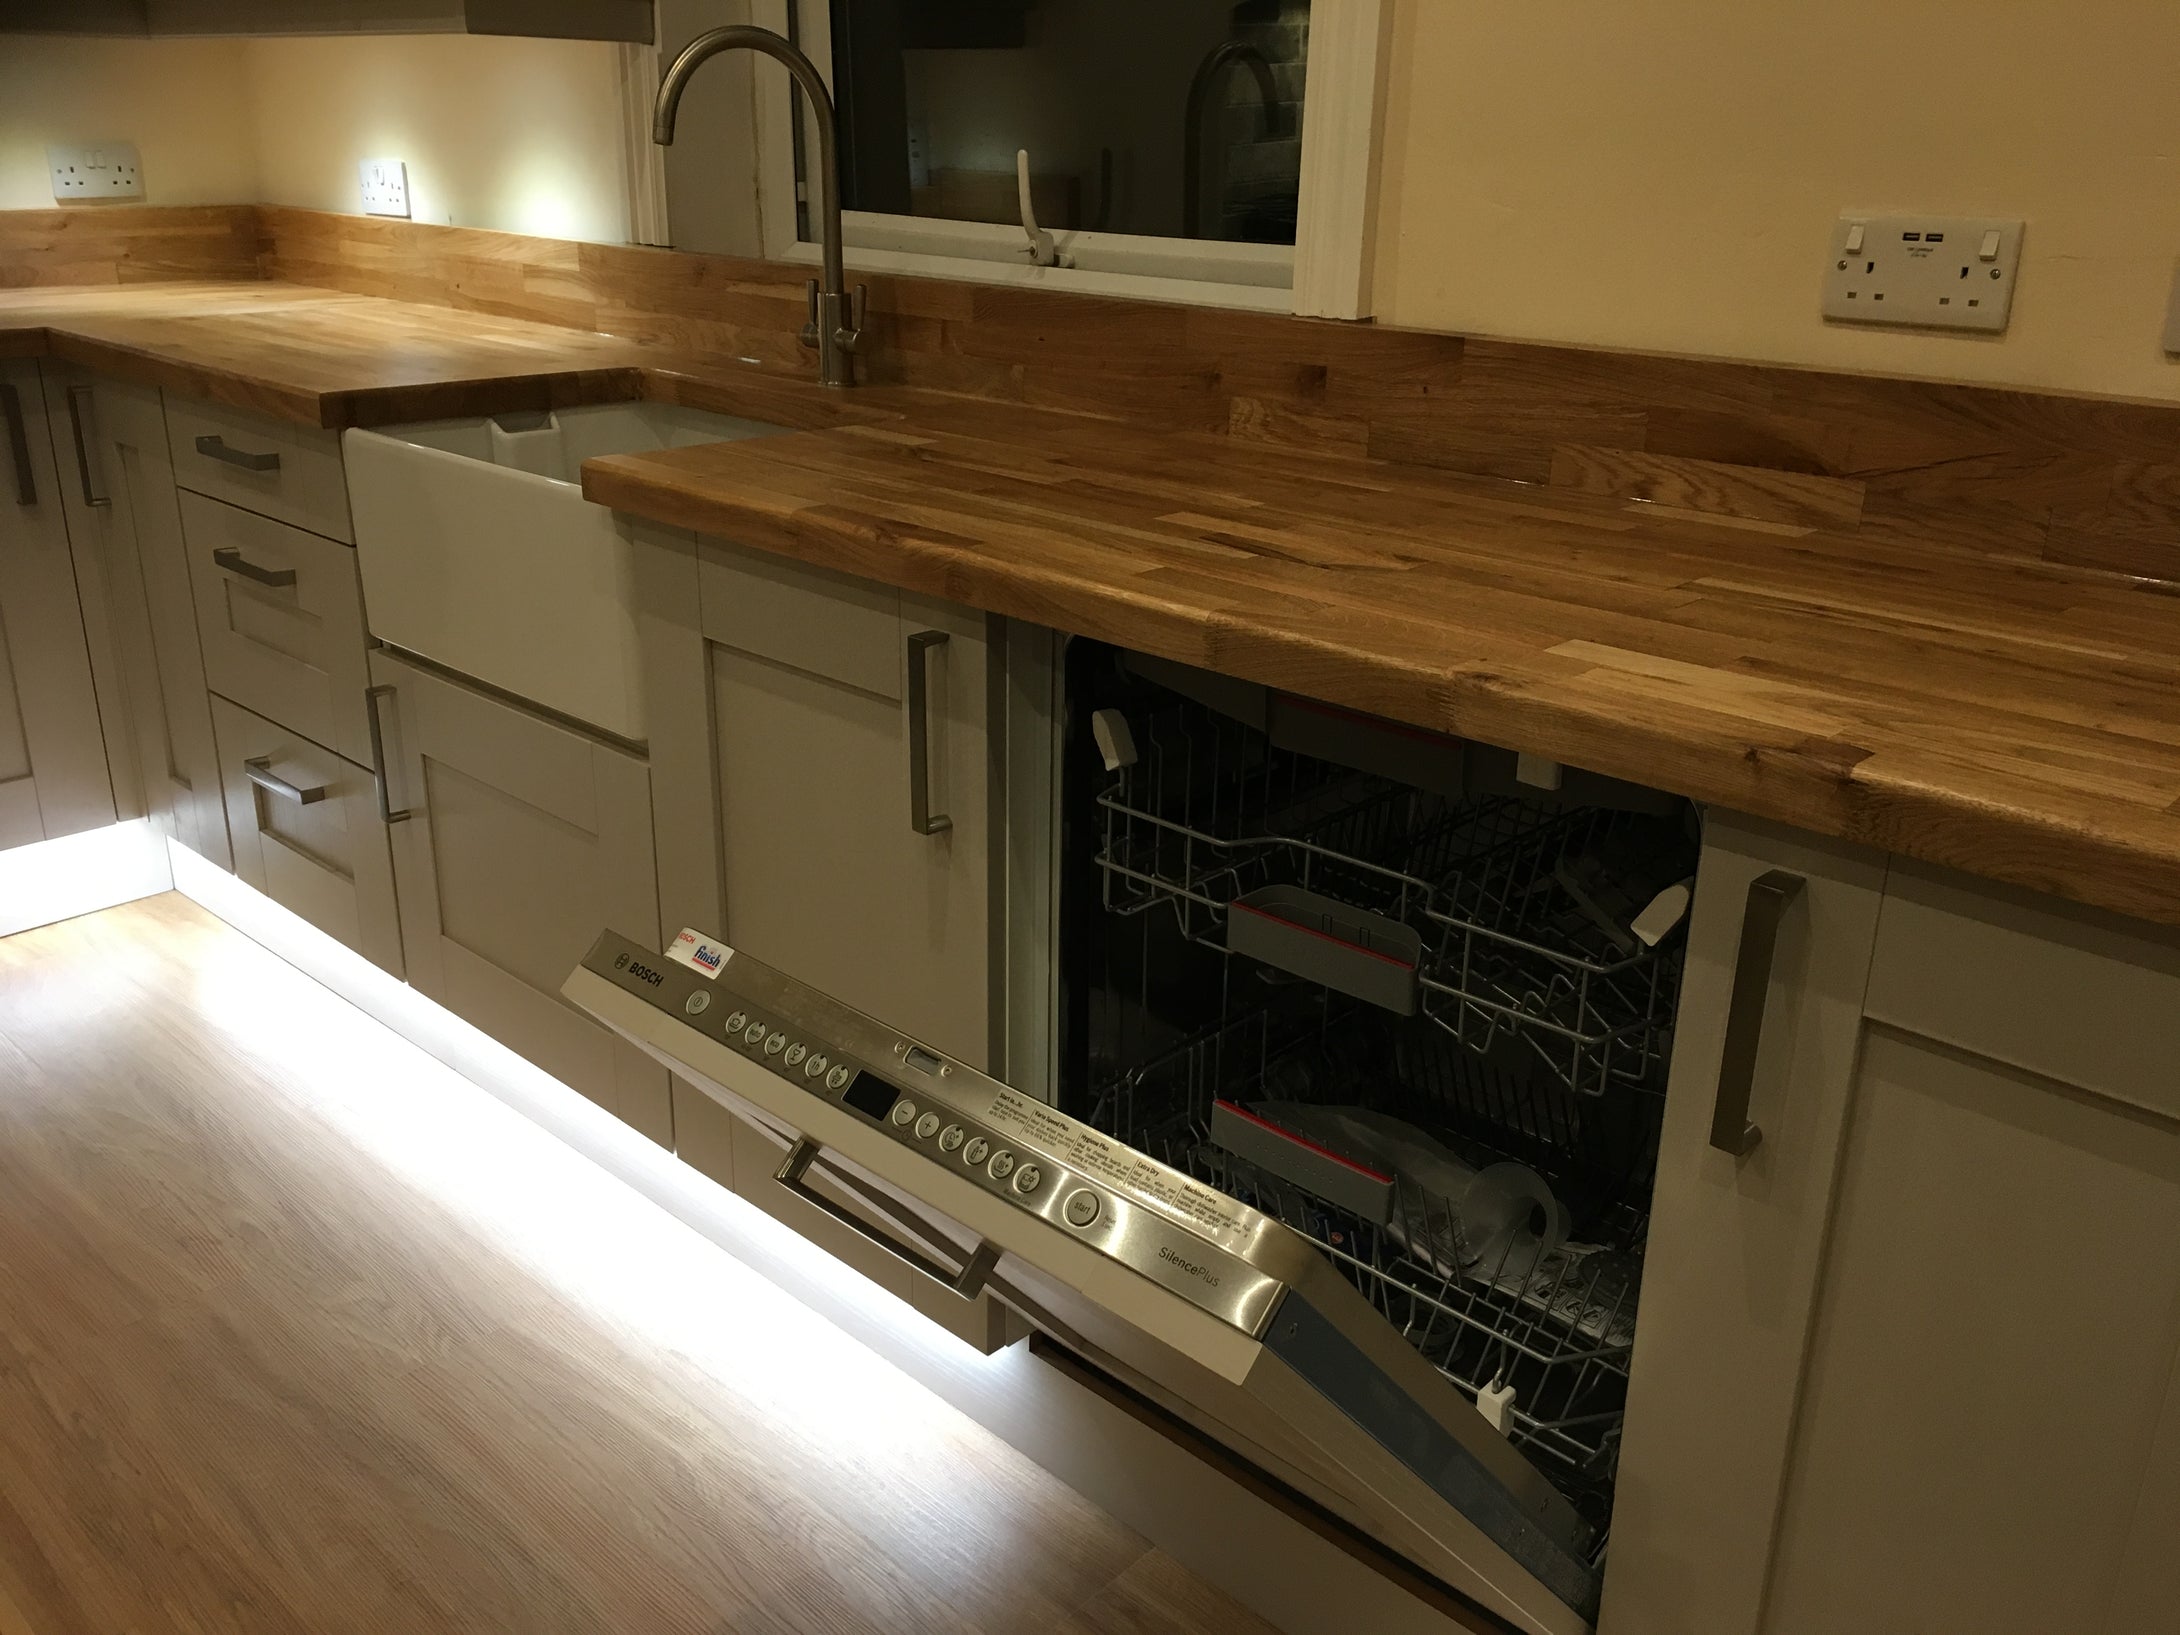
345, 402, 786, 740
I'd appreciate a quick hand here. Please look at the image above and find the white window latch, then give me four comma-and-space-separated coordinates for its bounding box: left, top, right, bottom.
1016, 149, 1070, 268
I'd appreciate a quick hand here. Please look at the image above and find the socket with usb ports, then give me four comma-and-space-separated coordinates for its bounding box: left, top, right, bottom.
1822, 214, 2024, 334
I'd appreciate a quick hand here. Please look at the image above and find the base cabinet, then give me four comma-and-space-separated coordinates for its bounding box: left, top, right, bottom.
0, 362, 114, 850
55, 373, 230, 867
369, 648, 671, 1145
1605, 814, 2180, 1635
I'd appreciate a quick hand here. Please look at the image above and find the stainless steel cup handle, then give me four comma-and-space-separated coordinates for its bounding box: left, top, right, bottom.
775, 1136, 998, 1299
194, 434, 281, 474
907, 629, 952, 836
65, 385, 108, 508
366, 683, 411, 825
2, 383, 34, 508
1709, 869, 1806, 1157
243, 755, 328, 806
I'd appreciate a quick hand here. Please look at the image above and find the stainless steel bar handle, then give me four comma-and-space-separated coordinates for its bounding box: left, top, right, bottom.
775, 1136, 998, 1299
65, 385, 109, 508
365, 684, 411, 824
907, 629, 952, 836
194, 434, 281, 474
1, 384, 34, 507
212, 546, 298, 587
243, 755, 328, 806
1709, 869, 1806, 1156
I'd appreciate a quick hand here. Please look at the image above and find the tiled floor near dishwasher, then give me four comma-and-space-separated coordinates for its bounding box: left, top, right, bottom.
0, 894, 1276, 1635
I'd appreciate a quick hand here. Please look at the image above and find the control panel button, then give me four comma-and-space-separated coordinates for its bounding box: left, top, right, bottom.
784, 1043, 808, 1068
763, 1031, 788, 1056
826, 1065, 851, 1091
988, 1150, 1016, 1181
1062, 1188, 1100, 1227
805, 1053, 828, 1079
890, 1100, 918, 1128
683, 991, 710, 1016
725, 1010, 748, 1033
914, 1112, 942, 1141
963, 1136, 990, 1166
742, 1018, 767, 1044
1013, 1164, 1043, 1195
938, 1124, 965, 1152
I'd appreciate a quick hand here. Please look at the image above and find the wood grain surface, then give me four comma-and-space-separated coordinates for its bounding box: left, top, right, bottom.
0, 204, 261, 288
9, 209, 2180, 926
0, 893, 1277, 1635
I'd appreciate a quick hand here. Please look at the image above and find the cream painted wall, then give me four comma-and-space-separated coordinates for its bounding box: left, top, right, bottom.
1372, 0, 2180, 402
0, 36, 258, 211
242, 34, 633, 245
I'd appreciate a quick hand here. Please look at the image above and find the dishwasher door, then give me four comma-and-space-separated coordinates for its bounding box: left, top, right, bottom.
566, 928, 1603, 1635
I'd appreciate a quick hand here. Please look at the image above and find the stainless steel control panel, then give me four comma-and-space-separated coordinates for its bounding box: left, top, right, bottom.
575, 930, 1297, 1337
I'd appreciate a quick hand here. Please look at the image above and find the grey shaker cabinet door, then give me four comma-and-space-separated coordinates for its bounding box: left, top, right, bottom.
1602, 812, 1888, 1635
65, 374, 230, 867
370, 648, 672, 1145
210, 693, 401, 979
0, 361, 113, 850
698, 537, 995, 1072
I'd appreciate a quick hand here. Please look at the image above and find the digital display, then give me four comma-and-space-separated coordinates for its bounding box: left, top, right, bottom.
840, 1072, 898, 1123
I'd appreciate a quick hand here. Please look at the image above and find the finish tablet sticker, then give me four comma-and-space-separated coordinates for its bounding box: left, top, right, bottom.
665, 927, 731, 979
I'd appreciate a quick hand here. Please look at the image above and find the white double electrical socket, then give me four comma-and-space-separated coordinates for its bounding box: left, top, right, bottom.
48, 142, 143, 202
359, 158, 410, 219
1822, 214, 2024, 334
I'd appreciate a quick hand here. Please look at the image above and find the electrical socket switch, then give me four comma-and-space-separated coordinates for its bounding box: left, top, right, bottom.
359, 158, 410, 219
1822, 214, 2024, 334
47, 142, 142, 202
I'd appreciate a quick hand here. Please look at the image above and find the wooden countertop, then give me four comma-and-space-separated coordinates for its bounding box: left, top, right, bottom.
8, 279, 2180, 930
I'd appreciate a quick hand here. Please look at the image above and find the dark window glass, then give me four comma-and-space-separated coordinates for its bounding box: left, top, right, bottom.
810, 0, 1309, 245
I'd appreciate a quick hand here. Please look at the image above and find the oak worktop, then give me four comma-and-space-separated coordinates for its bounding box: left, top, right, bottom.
8, 277, 2180, 931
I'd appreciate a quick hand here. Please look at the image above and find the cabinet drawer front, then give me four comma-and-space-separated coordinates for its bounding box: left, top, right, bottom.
699, 536, 903, 699
183, 492, 373, 763
1868, 862, 2180, 1119
211, 694, 401, 978
167, 397, 352, 543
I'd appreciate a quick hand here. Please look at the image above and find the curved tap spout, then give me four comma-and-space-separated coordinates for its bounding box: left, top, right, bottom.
1183, 39, 1282, 241
654, 26, 861, 386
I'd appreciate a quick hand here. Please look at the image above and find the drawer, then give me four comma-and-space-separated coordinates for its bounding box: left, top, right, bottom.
167, 397, 352, 542
1867, 859, 2180, 1119
183, 492, 374, 763
698, 536, 903, 698
211, 694, 402, 979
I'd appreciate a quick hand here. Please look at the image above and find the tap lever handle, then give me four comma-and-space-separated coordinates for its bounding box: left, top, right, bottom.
801, 277, 821, 351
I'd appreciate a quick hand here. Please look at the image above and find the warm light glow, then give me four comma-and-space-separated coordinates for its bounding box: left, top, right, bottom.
166, 845, 999, 1460
0, 820, 171, 940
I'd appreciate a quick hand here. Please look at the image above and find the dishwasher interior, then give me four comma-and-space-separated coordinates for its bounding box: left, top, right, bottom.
1057, 643, 1699, 1544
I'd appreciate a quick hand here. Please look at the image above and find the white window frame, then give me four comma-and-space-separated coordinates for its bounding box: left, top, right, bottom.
629, 0, 1387, 318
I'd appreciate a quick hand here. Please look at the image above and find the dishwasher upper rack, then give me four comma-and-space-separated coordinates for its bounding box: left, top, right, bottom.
1083, 998, 1641, 1514
1094, 709, 1685, 1101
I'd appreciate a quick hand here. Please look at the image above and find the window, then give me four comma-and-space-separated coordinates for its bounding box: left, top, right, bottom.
641, 0, 1383, 316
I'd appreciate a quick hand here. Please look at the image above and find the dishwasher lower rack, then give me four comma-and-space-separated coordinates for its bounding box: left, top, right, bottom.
1082, 997, 1650, 1526
1094, 704, 1689, 1102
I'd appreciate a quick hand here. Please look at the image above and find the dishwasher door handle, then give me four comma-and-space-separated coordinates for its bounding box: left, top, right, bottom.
775, 1136, 998, 1299
906, 629, 953, 836
194, 434, 282, 474
1709, 869, 1806, 1157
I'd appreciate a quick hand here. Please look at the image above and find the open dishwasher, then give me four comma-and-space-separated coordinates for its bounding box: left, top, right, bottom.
564, 641, 1696, 1635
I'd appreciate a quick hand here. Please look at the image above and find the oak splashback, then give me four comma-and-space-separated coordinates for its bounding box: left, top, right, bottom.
255, 206, 2180, 585
0, 206, 263, 288
7, 202, 2176, 583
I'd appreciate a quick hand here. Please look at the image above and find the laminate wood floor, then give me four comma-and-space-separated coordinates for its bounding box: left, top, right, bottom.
0, 894, 1278, 1635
